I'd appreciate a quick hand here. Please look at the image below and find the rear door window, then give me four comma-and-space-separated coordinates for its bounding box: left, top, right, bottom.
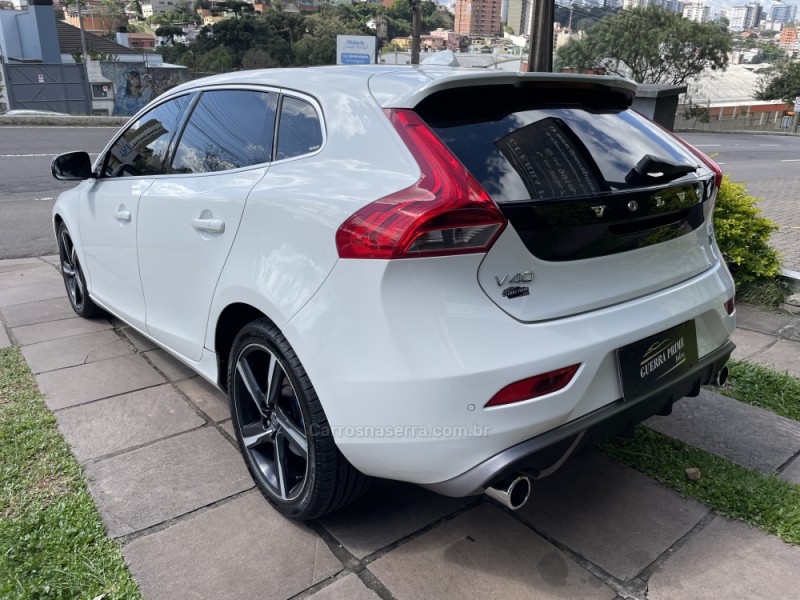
275, 96, 323, 161
171, 89, 278, 174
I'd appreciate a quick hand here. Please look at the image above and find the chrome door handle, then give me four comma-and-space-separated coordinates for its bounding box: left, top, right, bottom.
191, 218, 225, 233
113, 210, 131, 222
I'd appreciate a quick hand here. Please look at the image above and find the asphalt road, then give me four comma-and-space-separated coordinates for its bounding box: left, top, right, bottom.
0, 126, 117, 259
680, 132, 800, 184
0, 128, 798, 259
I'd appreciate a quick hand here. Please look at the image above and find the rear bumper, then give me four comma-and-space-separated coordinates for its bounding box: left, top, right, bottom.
422, 340, 735, 497
285, 253, 735, 486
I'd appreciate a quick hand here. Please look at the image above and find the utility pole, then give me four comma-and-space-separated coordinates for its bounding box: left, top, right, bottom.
410, 0, 421, 64
527, 0, 553, 72
76, 0, 89, 63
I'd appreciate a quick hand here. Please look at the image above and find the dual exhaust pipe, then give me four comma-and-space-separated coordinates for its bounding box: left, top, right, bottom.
484, 475, 531, 510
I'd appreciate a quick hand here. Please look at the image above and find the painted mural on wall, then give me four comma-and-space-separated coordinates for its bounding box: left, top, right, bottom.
100, 63, 189, 116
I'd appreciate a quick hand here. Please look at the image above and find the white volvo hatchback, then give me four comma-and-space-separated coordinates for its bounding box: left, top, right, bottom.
51, 67, 735, 519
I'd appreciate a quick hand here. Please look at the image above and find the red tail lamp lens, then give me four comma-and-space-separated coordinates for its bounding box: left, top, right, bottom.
335, 109, 506, 259
486, 364, 581, 408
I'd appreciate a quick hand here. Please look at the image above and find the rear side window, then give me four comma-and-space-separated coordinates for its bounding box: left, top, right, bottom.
276, 96, 323, 161
104, 94, 191, 177
417, 85, 698, 203
171, 89, 277, 174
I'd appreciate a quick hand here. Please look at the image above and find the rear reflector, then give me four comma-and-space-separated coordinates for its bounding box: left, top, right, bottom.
335, 109, 506, 259
724, 297, 735, 315
486, 364, 581, 408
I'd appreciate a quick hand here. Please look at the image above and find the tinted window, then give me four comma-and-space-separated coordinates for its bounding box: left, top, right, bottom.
276, 96, 323, 160
171, 90, 277, 174
419, 87, 698, 203
104, 94, 191, 177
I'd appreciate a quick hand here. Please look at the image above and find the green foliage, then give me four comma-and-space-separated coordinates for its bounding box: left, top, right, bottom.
756, 60, 800, 102
0, 347, 142, 599
555, 6, 731, 84
682, 102, 710, 124
723, 360, 800, 422
713, 176, 781, 286
156, 2, 449, 70
603, 425, 800, 545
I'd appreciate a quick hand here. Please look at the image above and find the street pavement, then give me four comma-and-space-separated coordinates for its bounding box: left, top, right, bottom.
682, 133, 800, 275
2, 257, 800, 600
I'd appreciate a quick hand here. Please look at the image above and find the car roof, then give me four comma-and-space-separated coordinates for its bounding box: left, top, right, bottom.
164, 66, 638, 110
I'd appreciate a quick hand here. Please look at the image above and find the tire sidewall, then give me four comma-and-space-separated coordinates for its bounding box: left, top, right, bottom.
227, 322, 321, 518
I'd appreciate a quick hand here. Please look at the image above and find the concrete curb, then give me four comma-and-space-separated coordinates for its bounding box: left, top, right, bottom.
0, 115, 129, 127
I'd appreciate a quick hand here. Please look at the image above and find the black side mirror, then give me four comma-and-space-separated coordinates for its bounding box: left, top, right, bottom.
51, 151, 95, 181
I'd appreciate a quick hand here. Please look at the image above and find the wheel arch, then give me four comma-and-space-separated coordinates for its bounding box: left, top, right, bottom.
214, 302, 276, 391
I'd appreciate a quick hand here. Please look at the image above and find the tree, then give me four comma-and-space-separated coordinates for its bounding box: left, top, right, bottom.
555, 6, 731, 85
755, 61, 800, 102
155, 25, 183, 45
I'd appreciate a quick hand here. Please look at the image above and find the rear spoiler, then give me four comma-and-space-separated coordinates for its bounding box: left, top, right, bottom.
369, 69, 637, 110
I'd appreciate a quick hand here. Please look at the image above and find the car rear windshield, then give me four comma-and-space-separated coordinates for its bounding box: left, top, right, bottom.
415, 85, 699, 204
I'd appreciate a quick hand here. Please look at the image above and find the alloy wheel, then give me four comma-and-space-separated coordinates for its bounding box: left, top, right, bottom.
232, 343, 309, 502
59, 229, 85, 311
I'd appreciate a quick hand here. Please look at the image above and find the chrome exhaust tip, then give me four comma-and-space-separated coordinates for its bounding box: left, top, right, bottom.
715, 365, 729, 387
484, 475, 531, 510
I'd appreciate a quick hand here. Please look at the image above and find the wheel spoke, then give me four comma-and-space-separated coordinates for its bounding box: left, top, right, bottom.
61, 262, 76, 277
275, 407, 307, 457
265, 354, 282, 408
241, 421, 274, 449
274, 433, 288, 498
236, 356, 268, 416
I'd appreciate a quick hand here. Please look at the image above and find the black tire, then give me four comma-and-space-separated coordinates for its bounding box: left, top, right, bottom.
227, 318, 368, 520
57, 223, 102, 318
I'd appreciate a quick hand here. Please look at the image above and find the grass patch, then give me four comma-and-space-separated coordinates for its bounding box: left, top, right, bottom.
736, 279, 791, 309
0, 347, 142, 600
603, 426, 800, 544
721, 359, 800, 422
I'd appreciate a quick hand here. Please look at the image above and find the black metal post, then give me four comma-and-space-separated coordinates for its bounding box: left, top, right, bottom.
527, 0, 553, 72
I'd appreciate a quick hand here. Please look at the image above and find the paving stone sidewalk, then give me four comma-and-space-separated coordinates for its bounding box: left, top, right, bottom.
746, 176, 800, 275
2, 257, 800, 600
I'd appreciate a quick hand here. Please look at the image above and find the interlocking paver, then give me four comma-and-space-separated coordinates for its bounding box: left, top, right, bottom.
36, 354, 166, 410
648, 388, 800, 473
517, 452, 709, 580
86, 427, 253, 538
0, 296, 76, 327
648, 517, 800, 600
370, 503, 615, 600
55, 384, 205, 461
320, 480, 472, 559
123, 490, 341, 600
176, 376, 229, 422
748, 177, 800, 273
22, 329, 132, 374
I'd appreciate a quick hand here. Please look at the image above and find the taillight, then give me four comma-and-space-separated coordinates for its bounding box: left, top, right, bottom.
335, 109, 507, 259
485, 364, 581, 408
679, 139, 723, 189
